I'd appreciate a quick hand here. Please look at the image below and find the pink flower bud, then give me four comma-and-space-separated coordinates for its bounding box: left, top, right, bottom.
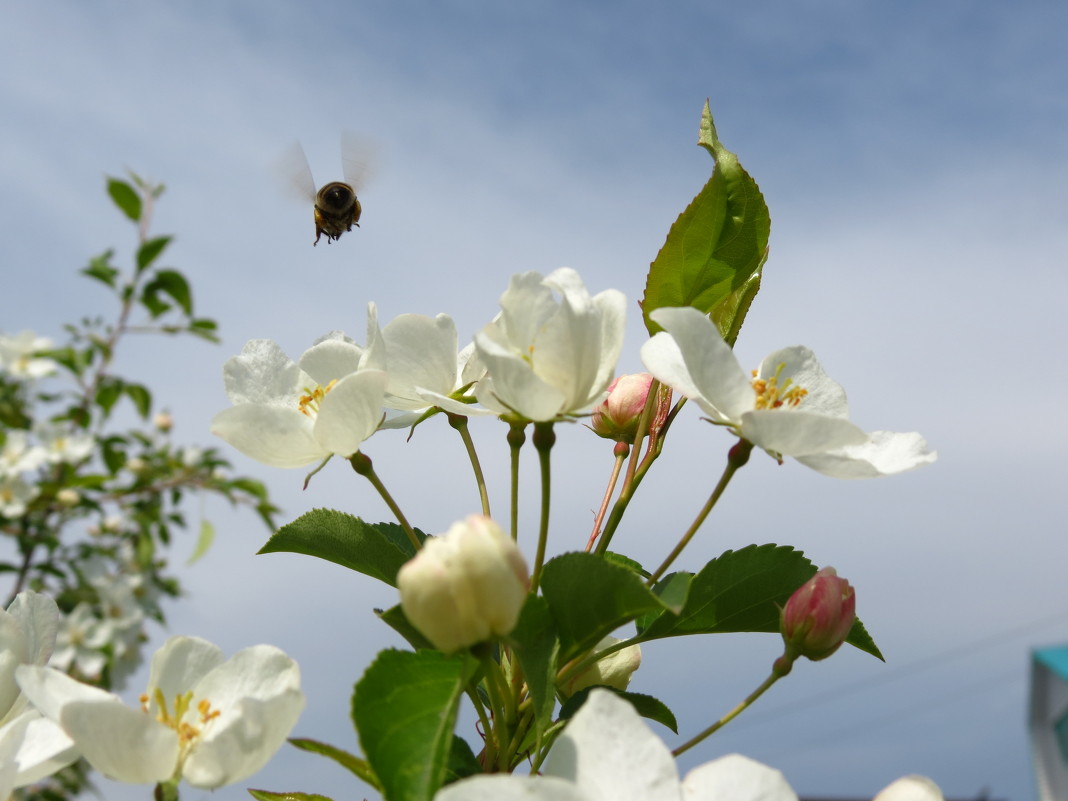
398, 515, 530, 653
590, 373, 671, 443
780, 567, 855, 661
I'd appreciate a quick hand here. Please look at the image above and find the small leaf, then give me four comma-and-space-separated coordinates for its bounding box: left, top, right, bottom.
288, 738, 379, 789
642, 101, 770, 339
540, 552, 667, 661
141, 269, 192, 317
353, 649, 469, 801
559, 688, 679, 734
95, 378, 123, 415
259, 510, 416, 587
107, 177, 141, 222
186, 519, 215, 565
136, 235, 172, 273
82, 250, 119, 288
443, 736, 481, 784
123, 382, 152, 418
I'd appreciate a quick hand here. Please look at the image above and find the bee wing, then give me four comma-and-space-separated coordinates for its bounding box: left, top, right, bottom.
340, 131, 378, 193
274, 141, 317, 203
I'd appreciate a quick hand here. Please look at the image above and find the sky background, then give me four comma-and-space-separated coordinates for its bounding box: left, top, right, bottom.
2, 1, 1067, 799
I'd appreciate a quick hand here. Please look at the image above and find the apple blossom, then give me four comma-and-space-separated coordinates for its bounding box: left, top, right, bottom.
211, 335, 387, 468
35, 425, 94, 465
365, 303, 490, 427
780, 568, 856, 662
398, 515, 530, 653
640, 306, 936, 478
0, 331, 57, 379
0, 431, 47, 477
17, 634, 305, 788
0, 476, 36, 518
474, 268, 626, 421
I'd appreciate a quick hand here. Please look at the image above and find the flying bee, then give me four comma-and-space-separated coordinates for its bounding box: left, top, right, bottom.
277, 132, 372, 245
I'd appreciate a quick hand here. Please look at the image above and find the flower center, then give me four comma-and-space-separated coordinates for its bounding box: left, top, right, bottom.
141, 688, 221, 752
298, 379, 338, 417
751, 363, 807, 410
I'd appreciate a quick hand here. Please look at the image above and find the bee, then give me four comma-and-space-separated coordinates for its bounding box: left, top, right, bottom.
277, 133, 372, 246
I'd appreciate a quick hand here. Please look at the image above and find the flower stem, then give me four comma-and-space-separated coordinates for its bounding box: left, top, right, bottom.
672, 659, 786, 757
646, 438, 753, 586
530, 422, 555, 592
447, 413, 491, 517
348, 451, 420, 551
586, 442, 628, 552
506, 419, 527, 541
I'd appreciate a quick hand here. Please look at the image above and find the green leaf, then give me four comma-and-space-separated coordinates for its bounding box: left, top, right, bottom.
141, 269, 192, 317
95, 378, 123, 415
123, 382, 152, 418
82, 250, 119, 288
259, 510, 414, 587
376, 604, 434, 651
186, 519, 215, 565
106, 177, 141, 222
288, 738, 379, 789
639, 544, 814, 639
442, 736, 481, 785
136, 235, 172, 273
353, 649, 469, 801
559, 688, 679, 734
505, 594, 559, 739
247, 791, 335, 801
845, 616, 883, 661
635, 571, 691, 632
642, 100, 770, 339
540, 552, 667, 661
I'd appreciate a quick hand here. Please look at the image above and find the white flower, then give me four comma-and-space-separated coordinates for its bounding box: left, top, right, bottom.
366, 303, 490, 427
435, 689, 798, 801
49, 603, 113, 677
0, 432, 47, 478
17, 634, 305, 788
0, 331, 56, 379
0, 592, 79, 786
398, 515, 530, 653
474, 268, 626, 421
0, 476, 36, 518
211, 336, 387, 468
640, 307, 936, 478
35, 425, 94, 465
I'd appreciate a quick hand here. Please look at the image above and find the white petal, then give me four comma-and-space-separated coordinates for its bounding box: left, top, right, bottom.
6, 592, 59, 667
413, 390, 494, 418
313, 369, 387, 455
645, 307, 754, 420
383, 313, 460, 400
298, 336, 365, 385
435, 774, 590, 800
740, 410, 868, 457
222, 340, 308, 406
0, 713, 29, 799
211, 406, 325, 468
497, 272, 560, 348
795, 431, 937, 479
475, 334, 567, 421
12, 712, 78, 787
681, 753, 798, 800
758, 346, 849, 419
147, 636, 224, 705
872, 775, 944, 801
544, 690, 680, 801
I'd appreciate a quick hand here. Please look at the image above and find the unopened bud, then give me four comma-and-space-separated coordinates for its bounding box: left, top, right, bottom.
56, 488, 80, 507
780, 567, 855, 661
560, 635, 641, 696
590, 373, 670, 444
398, 515, 529, 653
152, 411, 174, 432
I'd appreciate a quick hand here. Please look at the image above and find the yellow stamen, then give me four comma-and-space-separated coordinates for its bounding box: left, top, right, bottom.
751, 363, 807, 410
298, 379, 339, 417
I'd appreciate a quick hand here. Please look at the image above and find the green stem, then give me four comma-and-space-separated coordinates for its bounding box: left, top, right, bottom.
646, 439, 753, 586
349, 452, 420, 551
506, 419, 527, 541
672, 651, 792, 757
448, 413, 491, 517
529, 422, 556, 592
586, 442, 628, 552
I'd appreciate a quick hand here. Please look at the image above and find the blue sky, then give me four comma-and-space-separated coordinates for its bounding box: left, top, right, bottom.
2, 2, 1067, 799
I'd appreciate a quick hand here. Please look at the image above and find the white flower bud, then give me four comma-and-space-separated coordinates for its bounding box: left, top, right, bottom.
55, 488, 80, 507
398, 515, 529, 653
561, 635, 642, 696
